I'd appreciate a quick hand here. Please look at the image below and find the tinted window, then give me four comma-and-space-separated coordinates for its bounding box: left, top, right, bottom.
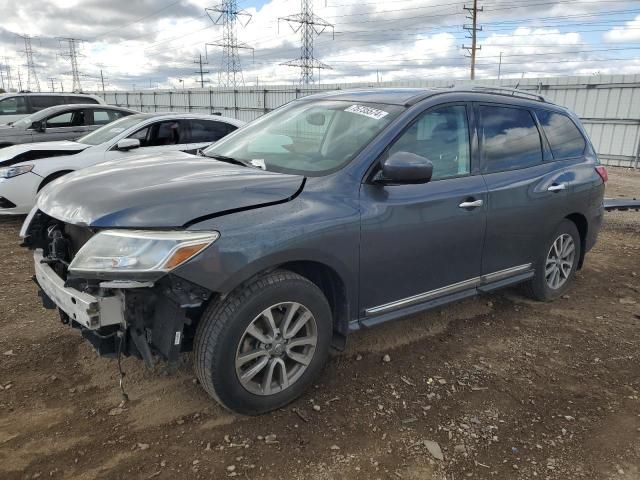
30, 96, 61, 112
480, 105, 543, 172
536, 110, 586, 159
189, 119, 236, 143
388, 105, 470, 180
128, 120, 186, 147
46, 110, 85, 127
0, 96, 28, 115
67, 96, 99, 104
92, 109, 117, 125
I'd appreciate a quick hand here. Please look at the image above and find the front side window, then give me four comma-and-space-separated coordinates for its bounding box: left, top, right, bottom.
479, 105, 543, 173
387, 105, 470, 180
203, 100, 404, 175
0, 96, 28, 115
536, 110, 586, 159
46, 110, 85, 128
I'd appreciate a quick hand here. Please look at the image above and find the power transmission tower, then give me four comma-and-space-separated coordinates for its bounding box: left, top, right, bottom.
194, 54, 210, 88
205, 2, 253, 88
48, 77, 57, 92
463, 0, 482, 80
58, 38, 85, 92
279, 0, 333, 85
3, 58, 13, 91
18, 34, 41, 92
17, 70, 23, 91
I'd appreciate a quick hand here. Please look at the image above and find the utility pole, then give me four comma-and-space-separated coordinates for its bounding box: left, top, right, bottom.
58, 38, 84, 92
498, 51, 503, 80
48, 77, 57, 92
100, 69, 106, 95
193, 53, 210, 88
279, 0, 334, 85
60, 81, 64, 92
463, 0, 482, 80
205, 2, 253, 88
17, 70, 23, 91
18, 34, 41, 92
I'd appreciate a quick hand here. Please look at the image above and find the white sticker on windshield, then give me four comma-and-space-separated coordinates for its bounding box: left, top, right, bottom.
110, 127, 125, 133
250, 159, 266, 170
344, 104, 389, 120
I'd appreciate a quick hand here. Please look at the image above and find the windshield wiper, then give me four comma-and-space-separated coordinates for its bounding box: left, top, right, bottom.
204, 153, 259, 169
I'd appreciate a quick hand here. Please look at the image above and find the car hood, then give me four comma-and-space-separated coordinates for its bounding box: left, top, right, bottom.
0, 124, 24, 134
0, 141, 90, 167
37, 152, 305, 228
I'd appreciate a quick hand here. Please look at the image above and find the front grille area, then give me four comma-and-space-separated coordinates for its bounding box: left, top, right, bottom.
0, 197, 16, 209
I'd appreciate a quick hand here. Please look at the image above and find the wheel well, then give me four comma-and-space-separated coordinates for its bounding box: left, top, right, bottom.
278, 261, 350, 350
565, 213, 588, 268
38, 170, 73, 192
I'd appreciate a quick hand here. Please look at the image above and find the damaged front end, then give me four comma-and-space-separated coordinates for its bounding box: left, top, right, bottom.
22, 209, 216, 368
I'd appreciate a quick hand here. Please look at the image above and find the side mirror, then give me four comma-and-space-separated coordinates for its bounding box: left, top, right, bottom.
376, 151, 433, 185
116, 138, 141, 151
31, 120, 45, 133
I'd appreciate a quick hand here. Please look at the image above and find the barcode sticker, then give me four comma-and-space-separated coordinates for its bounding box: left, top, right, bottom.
344, 104, 389, 120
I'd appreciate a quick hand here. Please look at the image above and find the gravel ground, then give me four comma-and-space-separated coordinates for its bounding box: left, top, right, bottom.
0, 167, 639, 480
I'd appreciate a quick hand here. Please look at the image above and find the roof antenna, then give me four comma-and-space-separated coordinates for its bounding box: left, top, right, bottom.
514, 72, 525, 90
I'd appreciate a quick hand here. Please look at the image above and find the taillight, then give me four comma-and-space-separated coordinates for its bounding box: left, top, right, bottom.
595, 165, 608, 183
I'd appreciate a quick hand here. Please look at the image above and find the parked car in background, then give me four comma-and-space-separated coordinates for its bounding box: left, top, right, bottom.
0, 93, 105, 125
0, 104, 137, 148
20, 87, 606, 415
0, 112, 244, 214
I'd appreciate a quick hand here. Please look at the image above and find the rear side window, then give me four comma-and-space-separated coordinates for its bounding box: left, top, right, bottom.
0, 96, 28, 115
30, 96, 61, 112
67, 96, 99, 105
189, 119, 237, 143
91, 109, 126, 125
479, 105, 543, 173
536, 110, 586, 159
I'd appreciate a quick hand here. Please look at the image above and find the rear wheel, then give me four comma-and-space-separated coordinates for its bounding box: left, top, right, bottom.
194, 270, 332, 415
523, 219, 581, 301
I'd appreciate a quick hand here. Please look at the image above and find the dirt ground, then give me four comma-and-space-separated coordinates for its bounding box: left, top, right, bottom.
1, 167, 639, 480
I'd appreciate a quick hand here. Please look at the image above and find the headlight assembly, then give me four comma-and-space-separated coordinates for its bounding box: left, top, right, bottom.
69, 230, 219, 274
0, 164, 33, 179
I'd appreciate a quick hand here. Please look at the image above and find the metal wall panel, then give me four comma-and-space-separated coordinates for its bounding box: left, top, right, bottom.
93, 74, 640, 168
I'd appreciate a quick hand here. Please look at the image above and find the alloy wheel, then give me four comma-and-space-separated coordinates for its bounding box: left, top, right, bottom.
545, 233, 576, 290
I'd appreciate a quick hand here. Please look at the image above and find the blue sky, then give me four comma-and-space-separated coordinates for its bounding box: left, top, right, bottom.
1, 0, 640, 90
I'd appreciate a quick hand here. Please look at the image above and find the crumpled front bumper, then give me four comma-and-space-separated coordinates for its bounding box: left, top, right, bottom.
33, 249, 124, 329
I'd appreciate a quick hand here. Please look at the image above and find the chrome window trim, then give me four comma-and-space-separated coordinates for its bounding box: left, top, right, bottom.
364, 263, 532, 316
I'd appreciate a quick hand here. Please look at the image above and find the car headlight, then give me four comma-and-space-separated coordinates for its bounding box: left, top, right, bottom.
0, 164, 33, 178
69, 230, 219, 274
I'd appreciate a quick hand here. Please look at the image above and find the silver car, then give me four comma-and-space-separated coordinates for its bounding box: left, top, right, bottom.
0, 104, 137, 148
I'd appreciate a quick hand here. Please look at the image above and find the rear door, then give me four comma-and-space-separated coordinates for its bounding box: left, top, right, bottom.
478, 103, 574, 280
86, 108, 129, 133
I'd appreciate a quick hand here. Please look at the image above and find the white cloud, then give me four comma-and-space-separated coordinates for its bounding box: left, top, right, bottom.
604, 14, 640, 43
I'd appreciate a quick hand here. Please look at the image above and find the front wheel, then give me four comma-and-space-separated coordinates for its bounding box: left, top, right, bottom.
523, 219, 581, 301
194, 270, 332, 415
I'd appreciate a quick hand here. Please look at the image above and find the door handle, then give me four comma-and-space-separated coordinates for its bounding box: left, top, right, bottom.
548, 183, 567, 192
459, 199, 483, 209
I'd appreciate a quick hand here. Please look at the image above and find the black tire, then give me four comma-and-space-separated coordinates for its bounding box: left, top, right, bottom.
38, 171, 73, 192
523, 219, 582, 301
194, 270, 332, 415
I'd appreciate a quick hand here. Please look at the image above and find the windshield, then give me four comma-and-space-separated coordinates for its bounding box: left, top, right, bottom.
202, 100, 404, 175
77, 115, 146, 146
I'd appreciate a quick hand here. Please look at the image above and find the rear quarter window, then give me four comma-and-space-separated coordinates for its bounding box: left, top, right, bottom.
536, 110, 586, 159
479, 105, 543, 173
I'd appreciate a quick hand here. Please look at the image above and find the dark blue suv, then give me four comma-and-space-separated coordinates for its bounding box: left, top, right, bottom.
22, 87, 607, 414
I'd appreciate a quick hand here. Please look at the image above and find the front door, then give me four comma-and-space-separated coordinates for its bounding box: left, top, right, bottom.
358, 103, 487, 319
36, 109, 87, 142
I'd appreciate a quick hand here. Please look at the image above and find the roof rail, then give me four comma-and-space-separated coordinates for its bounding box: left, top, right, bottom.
468, 86, 546, 102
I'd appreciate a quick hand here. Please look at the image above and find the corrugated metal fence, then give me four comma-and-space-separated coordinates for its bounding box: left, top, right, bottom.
94, 74, 640, 168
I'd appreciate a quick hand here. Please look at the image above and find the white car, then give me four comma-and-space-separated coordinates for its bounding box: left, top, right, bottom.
0, 93, 106, 125
0, 112, 244, 214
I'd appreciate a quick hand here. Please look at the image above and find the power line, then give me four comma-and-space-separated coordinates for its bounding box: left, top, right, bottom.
463, 0, 483, 80
280, 0, 334, 84
48, 77, 57, 92
205, 1, 253, 87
